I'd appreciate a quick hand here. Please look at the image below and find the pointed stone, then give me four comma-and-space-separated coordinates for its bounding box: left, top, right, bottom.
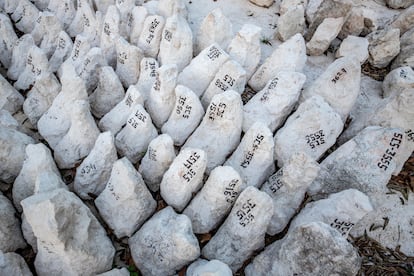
31, 12, 63, 58
129, 6, 148, 46
47, 0, 76, 32
7, 34, 34, 80
157, 0, 187, 19
64, 34, 93, 76
0, 13, 18, 68
336, 35, 369, 64
0, 194, 26, 252
136, 57, 159, 101
137, 15, 166, 58
11, 0, 39, 34
115, 0, 135, 39
100, 5, 121, 67
187, 259, 232, 276
391, 5, 414, 35
280, 0, 307, 14
277, 5, 306, 42
0, 74, 24, 115
116, 37, 143, 88
49, 31, 73, 73
367, 28, 400, 69
306, 17, 344, 56
0, 251, 33, 276
68, 0, 99, 43
76, 47, 107, 92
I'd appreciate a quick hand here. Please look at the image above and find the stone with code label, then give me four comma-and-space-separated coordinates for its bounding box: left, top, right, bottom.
0, 193, 26, 252
116, 37, 143, 88
138, 15, 166, 58
95, 157, 156, 238
136, 58, 159, 101
160, 148, 207, 211
183, 90, 243, 172
7, 34, 34, 81
261, 152, 320, 235
139, 134, 176, 192
242, 71, 306, 133
47, 0, 76, 32
60, 34, 92, 78
335, 35, 369, 64
100, 5, 121, 67
382, 66, 414, 98
74, 131, 118, 199
68, 0, 99, 42
129, 6, 148, 46
48, 31, 73, 73
0, 74, 24, 115
161, 85, 204, 146
0, 13, 18, 68
129, 206, 200, 276
202, 186, 273, 272
116, 0, 136, 39
11, 0, 39, 34
31, 12, 63, 58
75, 47, 107, 93
0, 251, 33, 276
183, 166, 243, 233
186, 259, 232, 276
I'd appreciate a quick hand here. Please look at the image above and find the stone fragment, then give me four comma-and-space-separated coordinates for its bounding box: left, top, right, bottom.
187, 259, 232, 276
0, 110, 19, 130
139, 134, 176, 192
160, 148, 207, 211
116, 37, 143, 88
277, 5, 306, 42
0, 13, 18, 68
178, 43, 230, 97
21, 189, 115, 276
31, 12, 63, 58
183, 166, 243, 234
248, 0, 274, 8
129, 6, 148, 46
195, 8, 232, 55
31, 0, 49, 10
386, 0, 414, 8
48, 31, 73, 73
146, 64, 178, 128
0, 74, 24, 115
101, 5, 120, 67
261, 152, 320, 235
3, 0, 19, 13
116, 0, 135, 38
274, 96, 343, 167
245, 222, 361, 276
391, 5, 414, 35
0, 251, 33, 276
68, 0, 100, 44
391, 44, 414, 70
306, 17, 344, 56
280, 0, 307, 14
367, 28, 400, 69
7, 34, 34, 80
202, 186, 273, 272
227, 24, 261, 79
99, 85, 144, 135
248, 34, 306, 92
129, 206, 200, 276
136, 58, 159, 101
95, 158, 156, 238
63, 34, 92, 77
115, 104, 158, 164
158, 14, 193, 72
97, 267, 130, 276
336, 35, 369, 64
76, 47, 107, 93
382, 66, 414, 98
11, 0, 39, 34
157, 0, 187, 19
138, 15, 165, 58
338, 7, 364, 39
401, 27, 414, 49
47, 0, 76, 32
243, 71, 306, 133
201, 60, 247, 109
0, 194, 26, 252
74, 131, 118, 199
183, 91, 243, 172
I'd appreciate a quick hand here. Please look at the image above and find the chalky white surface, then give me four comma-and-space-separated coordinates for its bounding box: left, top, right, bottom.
0, 13, 18, 68
336, 35, 369, 64
136, 58, 159, 101
31, 12, 63, 58
115, 37, 143, 88
277, 5, 306, 42
7, 34, 34, 80
186, 259, 232, 276
138, 15, 165, 58
48, 31, 73, 73
382, 66, 414, 98
100, 5, 120, 67
0, 251, 33, 276
0, 194, 26, 252
306, 17, 344, 56
0, 74, 24, 115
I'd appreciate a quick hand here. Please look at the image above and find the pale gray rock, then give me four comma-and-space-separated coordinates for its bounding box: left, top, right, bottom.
161, 85, 204, 146
0, 110, 19, 130
227, 24, 262, 79
0, 194, 26, 252
68, 0, 100, 44
367, 28, 400, 69
386, 0, 414, 8
248, 33, 306, 92
21, 189, 115, 276
0, 74, 24, 115
158, 14, 193, 72
115, 0, 135, 39
11, 0, 39, 34
31, 0, 49, 10
47, 0, 76, 32
63, 34, 92, 77
115, 104, 158, 164
306, 17, 344, 56
129, 206, 200, 276
280, 0, 307, 14
336, 35, 369, 64
99, 85, 144, 135
245, 222, 361, 276
0, 14, 18, 69
138, 134, 176, 192
391, 5, 414, 35
136, 58, 159, 101
201, 60, 247, 109
129, 6, 148, 46
183, 91, 243, 172
138, 15, 166, 58
277, 5, 306, 42
76, 47, 107, 92
186, 259, 232, 276
338, 7, 364, 39
146, 64, 178, 128
178, 43, 230, 97
157, 0, 187, 18
243, 71, 306, 133
116, 37, 143, 88
89, 66, 125, 118
31, 12, 63, 58
3, 0, 19, 13
391, 44, 414, 69
195, 8, 232, 56
224, 122, 274, 189
7, 34, 34, 81
48, 31, 73, 73
160, 148, 207, 211
97, 267, 130, 276
183, 166, 243, 234
95, 157, 156, 238
248, 0, 274, 7
0, 251, 33, 276
202, 186, 273, 272
261, 152, 320, 235
100, 5, 120, 67
274, 96, 343, 167
74, 131, 118, 199
382, 66, 414, 98
401, 26, 414, 48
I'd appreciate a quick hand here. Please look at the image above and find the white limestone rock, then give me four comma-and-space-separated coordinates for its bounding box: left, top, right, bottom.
0, 251, 33, 276
100, 5, 121, 67
115, 104, 158, 164
243, 71, 306, 133
138, 134, 176, 192
116, 37, 143, 88
31, 12, 63, 58
157, 0, 187, 19
95, 157, 156, 238
227, 24, 261, 79
7, 34, 34, 81
3, 0, 19, 13
74, 131, 118, 199
248, 33, 306, 92
97, 267, 130, 276
68, 0, 100, 44
146, 64, 178, 128
202, 186, 273, 272
115, 0, 135, 39
0, 13, 18, 69
274, 96, 343, 167
138, 15, 165, 58
391, 44, 414, 70
48, 31, 73, 73
178, 43, 230, 97
338, 7, 364, 39
187, 259, 232, 276
129, 6, 148, 46
89, 66, 125, 118
129, 206, 200, 276
195, 8, 232, 56
386, 0, 414, 8
158, 14, 193, 72
382, 66, 414, 98
0, 74, 24, 115
63, 34, 92, 77
11, 0, 39, 34
12, 143, 61, 212
31, 0, 49, 10
76, 47, 107, 93
136, 58, 159, 101
280, 0, 307, 14
391, 5, 414, 35
367, 28, 400, 69
47, 0, 76, 32
306, 17, 344, 56
201, 60, 247, 109
21, 189, 115, 276
0, 194, 26, 252
277, 5, 306, 42
161, 85, 204, 146
245, 222, 361, 276
0, 110, 19, 130
336, 35, 369, 64
301, 57, 361, 120
183, 166, 243, 234
261, 152, 320, 235
248, 0, 274, 8
183, 91, 243, 172
160, 148, 207, 211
